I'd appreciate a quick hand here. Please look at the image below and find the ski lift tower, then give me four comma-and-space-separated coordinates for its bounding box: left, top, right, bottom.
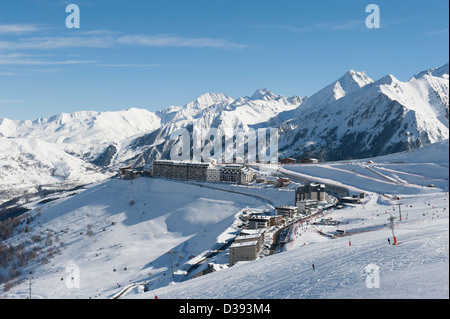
166, 250, 177, 278
388, 214, 398, 245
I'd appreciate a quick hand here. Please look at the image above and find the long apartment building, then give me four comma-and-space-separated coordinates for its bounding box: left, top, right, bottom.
152, 160, 210, 181
152, 160, 254, 184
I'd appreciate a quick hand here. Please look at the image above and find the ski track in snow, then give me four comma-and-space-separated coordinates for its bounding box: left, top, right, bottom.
145, 204, 448, 299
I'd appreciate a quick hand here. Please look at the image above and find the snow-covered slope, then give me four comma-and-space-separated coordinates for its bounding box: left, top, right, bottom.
0, 138, 448, 299
0, 108, 162, 161
0, 108, 161, 145
299, 69, 374, 112
0, 178, 271, 298
126, 139, 448, 300
0, 108, 163, 204
135, 193, 448, 299
0, 137, 107, 204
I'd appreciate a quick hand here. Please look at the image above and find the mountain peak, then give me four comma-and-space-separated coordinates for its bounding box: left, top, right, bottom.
413, 63, 449, 80
376, 74, 399, 86
298, 69, 374, 112
251, 88, 277, 101
193, 92, 233, 106
337, 69, 374, 91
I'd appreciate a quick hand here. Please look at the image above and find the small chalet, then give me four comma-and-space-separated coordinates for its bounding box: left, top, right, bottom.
280, 158, 297, 164
300, 158, 319, 164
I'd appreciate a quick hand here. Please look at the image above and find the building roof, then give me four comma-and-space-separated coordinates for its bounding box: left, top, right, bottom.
276, 206, 298, 210
296, 200, 319, 204
235, 233, 262, 241
230, 240, 259, 248
240, 229, 264, 236
153, 160, 211, 167
249, 215, 271, 221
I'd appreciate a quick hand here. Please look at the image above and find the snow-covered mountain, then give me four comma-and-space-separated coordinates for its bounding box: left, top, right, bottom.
276, 63, 449, 161
0, 108, 163, 204
0, 63, 448, 205
0, 137, 107, 203
0, 108, 162, 157
119, 90, 304, 167
121, 63, 448, 167
299, 69, 375, 112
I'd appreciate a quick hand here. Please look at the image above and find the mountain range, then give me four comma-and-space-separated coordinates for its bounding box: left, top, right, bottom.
0, 63, 448, 204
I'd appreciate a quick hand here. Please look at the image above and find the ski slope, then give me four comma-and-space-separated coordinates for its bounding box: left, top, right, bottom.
1, 140, 448, 299
130, 192, 448, 299
276, 140, 449, 196
124, 140, 449, 299
1, 178, 272, 299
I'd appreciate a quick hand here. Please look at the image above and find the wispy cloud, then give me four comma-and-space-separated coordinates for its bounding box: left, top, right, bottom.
0, 27, 248, 71
0, 36, 115, 51
0, 33, 248, 51
0, 99, 27, 103
0, 71, 18, 76
0, 24, 44, 34
424, 28, 449, 36
251, 20, 363, 33
250, 24, 314, 33
117, 34, 249, 49
0, 54, 97, 65
94, 63, 188, 68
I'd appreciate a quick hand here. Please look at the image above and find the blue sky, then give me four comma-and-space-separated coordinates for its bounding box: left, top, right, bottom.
0, 0, 448, 120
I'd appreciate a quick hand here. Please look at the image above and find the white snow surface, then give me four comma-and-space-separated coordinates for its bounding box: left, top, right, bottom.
1, 140, 448, 299
0, 108, 162, 145
0, 63, 448, 299
1, 178, 272, 299
142, 194, 448, 299
123, 141, 448, 299
0, 137, 108, 203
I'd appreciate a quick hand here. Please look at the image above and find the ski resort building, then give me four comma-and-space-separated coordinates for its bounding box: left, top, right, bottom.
296, 200, 319, 214
220, 164, 254, 184
206, 166, 222, 182
275, 206, 298, 219
152, 160, 210, 181
229, 230, 264, 266
300, 158, 319, 164
339, 197, 362, 205
122, 168, 141, 180
295, 183, 326, 202
248, 215, 271, 230
152, 160, 254, 184
295, 183, 326, 214
279, 158, 297, 164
